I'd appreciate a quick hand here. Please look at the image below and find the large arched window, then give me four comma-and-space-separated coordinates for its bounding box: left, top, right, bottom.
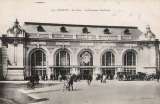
31, 50, 46, 66
102, 51, 115, 66
56, 49, 70, 66
79, 51, 93, 66
123, 50, 136, 66
78, 50, 93, 80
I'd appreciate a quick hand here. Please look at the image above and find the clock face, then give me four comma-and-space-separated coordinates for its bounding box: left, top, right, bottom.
81, 52, 91, 65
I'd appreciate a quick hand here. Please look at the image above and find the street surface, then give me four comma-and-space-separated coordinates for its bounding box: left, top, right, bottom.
0, 82, 36, 104
0, 81, 60, 104
33, 80, 160, 104
1, 80, 160, 104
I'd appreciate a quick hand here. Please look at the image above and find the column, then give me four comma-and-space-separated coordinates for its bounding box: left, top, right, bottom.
155, 39, 160, 74
71, 48, 78, 75
93, 49, 101, 80
47, 50, 53, 80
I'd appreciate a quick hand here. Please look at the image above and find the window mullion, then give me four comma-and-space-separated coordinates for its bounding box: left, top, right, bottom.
132, 52, 133, 66
105, 53, 106, 66
42, 52, 43, 67
66, 51, 67, 66
126, 53, 128, 66
34, 52, 36, 66
59, 51, 60, 66
111, 53, 112, 66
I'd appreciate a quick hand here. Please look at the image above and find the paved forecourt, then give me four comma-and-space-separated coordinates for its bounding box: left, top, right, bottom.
29, 80, 160, 104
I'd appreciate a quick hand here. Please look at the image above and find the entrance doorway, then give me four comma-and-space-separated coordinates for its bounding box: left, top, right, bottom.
80, 68, 93, 80
31, 69, 46, 80
30, 49, 47, 80
54, 68, 70, 80
78, 50, 93, 80
101, 51, 115, 80
102, 68, 115, 80
54, 48, 70, 80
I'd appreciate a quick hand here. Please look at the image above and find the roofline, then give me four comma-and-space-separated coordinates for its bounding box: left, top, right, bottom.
0, 37, 159, 44
24, 22, 138, 29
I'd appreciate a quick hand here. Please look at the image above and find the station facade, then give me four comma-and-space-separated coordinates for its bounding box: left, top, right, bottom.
0, 20, 159, 80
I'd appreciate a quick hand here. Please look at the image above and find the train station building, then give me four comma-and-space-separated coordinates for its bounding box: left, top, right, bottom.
0, 20, 159, 80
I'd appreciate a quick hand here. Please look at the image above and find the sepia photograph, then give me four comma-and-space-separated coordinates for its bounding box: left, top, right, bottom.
0, 0, 160, 104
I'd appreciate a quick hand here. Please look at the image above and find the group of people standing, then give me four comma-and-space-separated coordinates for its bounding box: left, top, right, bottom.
62, 73, 93, 91
27, 74, 40, 88
63, 74, 75, 91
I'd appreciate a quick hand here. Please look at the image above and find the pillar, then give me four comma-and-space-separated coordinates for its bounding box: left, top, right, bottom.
155, 39, 160, 74
93, 49, 101, 80
47, 48, 54, 80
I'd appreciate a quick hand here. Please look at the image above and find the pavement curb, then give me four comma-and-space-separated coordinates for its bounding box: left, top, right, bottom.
28, 100, 49, 104
18, 83, 63, 104
18, 85, 62, 94
18, 89, 49, 104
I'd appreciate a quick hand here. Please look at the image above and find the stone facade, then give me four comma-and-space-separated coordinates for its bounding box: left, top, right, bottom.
0, 20, 159, 80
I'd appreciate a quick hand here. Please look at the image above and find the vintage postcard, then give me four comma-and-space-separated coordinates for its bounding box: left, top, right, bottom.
0, 0, 160, 104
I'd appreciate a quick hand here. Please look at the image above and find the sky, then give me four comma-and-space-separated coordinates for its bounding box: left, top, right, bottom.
0, 0, 160, 38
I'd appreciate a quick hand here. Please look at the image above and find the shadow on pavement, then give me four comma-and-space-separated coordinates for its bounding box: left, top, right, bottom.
0, 83, 51, 104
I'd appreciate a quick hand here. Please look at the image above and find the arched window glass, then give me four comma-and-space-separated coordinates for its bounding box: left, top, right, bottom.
56, 50, 70, 66
31, 50, 46, 66
124, 51, 136, 66
80, 51, 93, 66
102, 52, 115, 66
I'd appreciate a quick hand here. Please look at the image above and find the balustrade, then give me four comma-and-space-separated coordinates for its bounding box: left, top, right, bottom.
76, 35, 96, 40
52, 33, 73, 39
121, 35, 132, 40
99, 35, 118, 40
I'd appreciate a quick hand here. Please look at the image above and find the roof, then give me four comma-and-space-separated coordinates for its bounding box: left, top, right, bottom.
24, 22, 138, 29
23, 22, 143, 40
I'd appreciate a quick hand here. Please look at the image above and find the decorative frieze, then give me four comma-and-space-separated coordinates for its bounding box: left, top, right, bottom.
55, 42, 70, 46
116, 48, 124, 54
47, 47, 54, 54
71, 47, 78, 53
80, 43, 94, 46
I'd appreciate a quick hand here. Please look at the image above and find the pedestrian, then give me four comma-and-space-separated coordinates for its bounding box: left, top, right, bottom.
100, 74, 103, 83
157, 71, 160, 82
102, 74, 106, 83
68, 74, 74, 91
42, 74, 45, 80
50, 73, 54, 80
58, 74, 62, 81
30, 75, 35, 88
45, 74, 48, 80
63, 76, 69, 91
35, 74, 39, 84
87, 74, 92, 85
